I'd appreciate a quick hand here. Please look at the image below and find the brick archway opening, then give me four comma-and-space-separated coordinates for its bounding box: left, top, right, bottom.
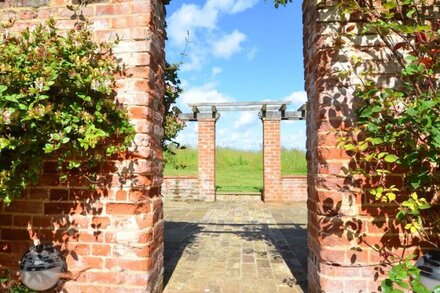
0, 0, 433, 292
178, 101, 306, 202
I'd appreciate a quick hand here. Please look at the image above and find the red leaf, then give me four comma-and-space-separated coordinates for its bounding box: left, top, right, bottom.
420, 57, 433, 68
393, 42, 406, 51
415, 32, 428, 43
346, 24, 356, 33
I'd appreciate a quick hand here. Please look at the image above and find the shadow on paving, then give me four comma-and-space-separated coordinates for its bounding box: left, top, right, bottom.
164, 221, 308, 291
163, 221, 203, 286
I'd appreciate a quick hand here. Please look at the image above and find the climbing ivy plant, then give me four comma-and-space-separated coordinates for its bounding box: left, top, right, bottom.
162, 62, 187, 170
335, 0, 439, 292
271, 0, 293, 7
163, 62, 185, 153
0, 19, 134, 205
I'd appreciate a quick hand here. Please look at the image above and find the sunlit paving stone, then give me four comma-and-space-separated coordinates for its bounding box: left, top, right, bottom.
163, 201, 308, 292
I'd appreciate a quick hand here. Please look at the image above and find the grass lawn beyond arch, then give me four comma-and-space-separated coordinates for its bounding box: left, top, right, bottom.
164, 147, 306, 192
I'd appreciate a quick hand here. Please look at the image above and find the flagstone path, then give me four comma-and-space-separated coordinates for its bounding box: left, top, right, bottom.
163, 201, 308, 293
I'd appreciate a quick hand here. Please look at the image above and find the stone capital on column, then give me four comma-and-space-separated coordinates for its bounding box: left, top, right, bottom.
259, 110, 282, 121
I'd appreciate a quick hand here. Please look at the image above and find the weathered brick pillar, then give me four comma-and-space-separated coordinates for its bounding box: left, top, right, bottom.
262, 117, 282, 202
302, 1, 412, 292
198, 118, 217, 202
0, 1, 166, 292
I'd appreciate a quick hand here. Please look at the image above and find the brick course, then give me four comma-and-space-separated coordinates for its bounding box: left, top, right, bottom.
281, 176, 307, 202
162, 176, 308, 202
0, 1, 165, 292
161, 176, 200, 201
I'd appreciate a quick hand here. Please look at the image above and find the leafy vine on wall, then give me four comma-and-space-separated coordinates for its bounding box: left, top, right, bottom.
0, 18, 134, 204
335, 1, 439, 292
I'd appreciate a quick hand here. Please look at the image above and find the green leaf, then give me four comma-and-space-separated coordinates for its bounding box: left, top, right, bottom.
387, 193, 396, 202
410, 279, 431, 293
381, 279, 393, 293
79, 94, 91, 102
52, 133, 61, 141
44, 144, 54, 153
406, 108, 418, 116
344, 144, 357, 151
370, 137, 383, 145
4, 95, 18, 103
0, 138, 10, 150
67, 161, 81, 170
406, 9, 415, 18
384, 154, 399, 163
396, 280, 409, 289
0, 18, 135, 205
383, 1, 396, 9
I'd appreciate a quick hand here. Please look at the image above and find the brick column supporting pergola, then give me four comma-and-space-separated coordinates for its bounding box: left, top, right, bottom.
197, 117, 218, 202
180, 102, 304, 202
262, 117, 282, 202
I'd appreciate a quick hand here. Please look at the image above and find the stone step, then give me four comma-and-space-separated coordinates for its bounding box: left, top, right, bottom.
216, 192, 262, 201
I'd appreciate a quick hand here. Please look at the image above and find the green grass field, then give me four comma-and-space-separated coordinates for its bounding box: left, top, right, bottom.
164, 147, 307, 192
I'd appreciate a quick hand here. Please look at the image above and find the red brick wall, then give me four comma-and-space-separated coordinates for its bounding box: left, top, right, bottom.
302, 1, 424, 292
0, 1, 166, 292
281, 176, 307, 202
161, 176, 200, 201
197, 118, 217, 202
262, 118, 282, 202
162, 176, 308, 202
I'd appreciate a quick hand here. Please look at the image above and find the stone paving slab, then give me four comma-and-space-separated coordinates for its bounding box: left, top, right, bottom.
163, 201, 308, 293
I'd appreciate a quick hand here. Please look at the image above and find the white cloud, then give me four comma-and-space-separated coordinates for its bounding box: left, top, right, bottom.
205, 0, 259, 14
284, 91, 307, 108
180, 49, 205, 72
212, 30, 247, 59
167, 1, 258, 71
175, 123, 198, 148
167, 3, 218, 46
281, 125, 306, 150
246, 47, 258, 61
234, 111, 258, 128
217, 126, 262, 150
167, 1, 258, 47
212, 66, 222, 77
229, 0, 260, 13
217, 112, 262, 150
205, 0, 234, 12
178, 82, 234, 111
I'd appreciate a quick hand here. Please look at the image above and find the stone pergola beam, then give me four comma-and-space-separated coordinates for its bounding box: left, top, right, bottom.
179, 111, 305, 121
179, 112, 220, 121
179, 102, 307, 122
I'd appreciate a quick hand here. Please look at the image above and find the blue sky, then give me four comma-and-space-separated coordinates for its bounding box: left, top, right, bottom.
165, 0, 306, 150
